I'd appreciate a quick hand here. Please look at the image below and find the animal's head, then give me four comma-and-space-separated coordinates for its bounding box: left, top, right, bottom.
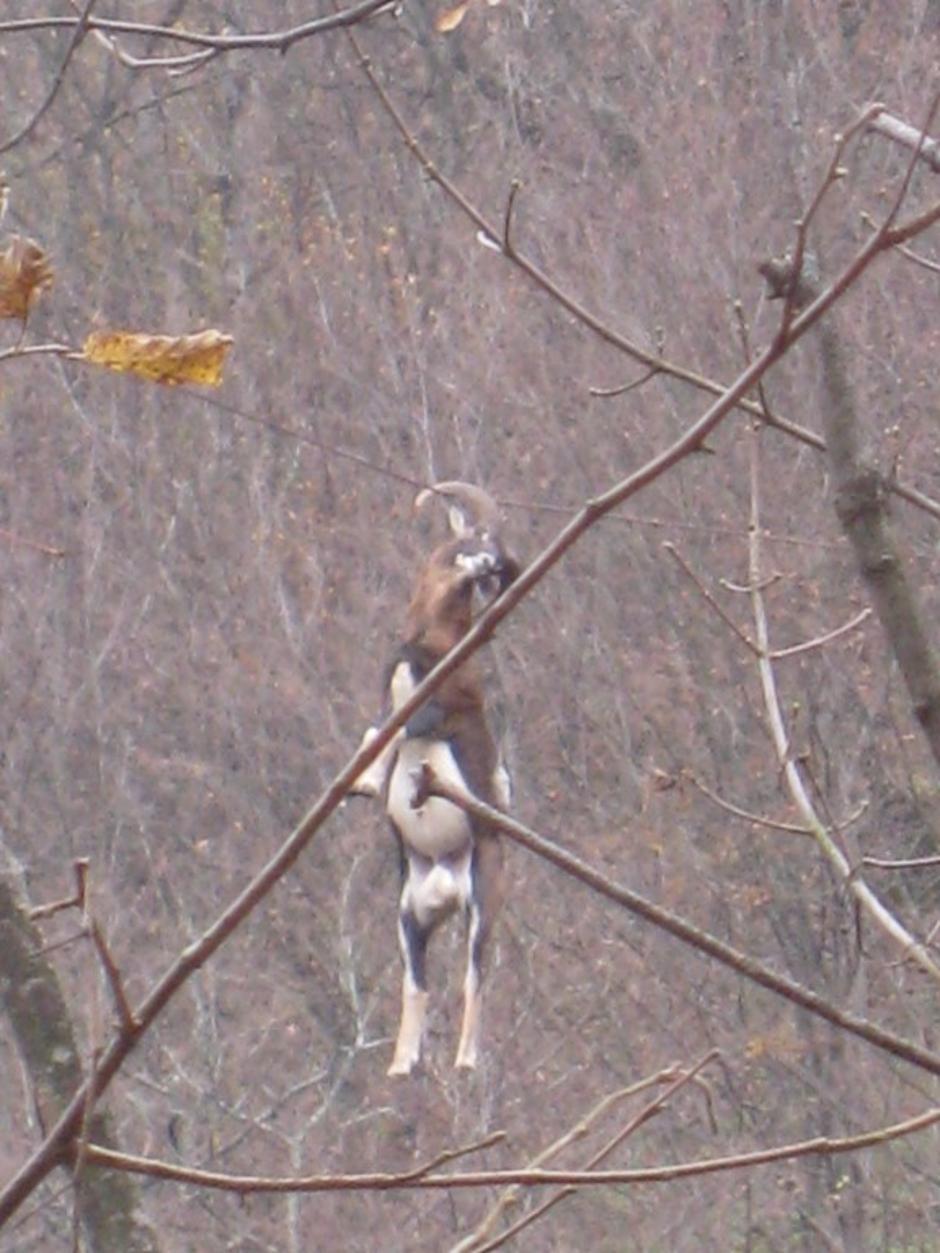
405, 482, 519, 652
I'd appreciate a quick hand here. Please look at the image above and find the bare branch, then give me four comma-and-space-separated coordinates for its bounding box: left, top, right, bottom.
588, 365, 663, 398
86, 920, 136, 1035
771, 105, 883, 339
769, 607, 871, 660
420, 768, 940, 1077
464, 1052, 720, 1252
0, 342, 77, 364
866, 103, 940, 173
0, 0, 97, 157
0, 2, 396, 55
29, 858, 88, 921
863, 854, 940, 871
663, 542, 758, 655
894, 243, 940, 275
683, 771, 811, 836
78, 1107, 940, 1193
745, 423, 940, 984
2, 142, 935, 1224
345, 32, 940, 525
452, 1066, 685, 1252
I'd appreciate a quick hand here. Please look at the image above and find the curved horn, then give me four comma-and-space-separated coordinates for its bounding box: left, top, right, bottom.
414, 481, 500, 537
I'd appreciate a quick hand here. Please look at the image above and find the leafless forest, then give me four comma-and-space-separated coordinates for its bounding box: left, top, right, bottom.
2, 3, 940, 1250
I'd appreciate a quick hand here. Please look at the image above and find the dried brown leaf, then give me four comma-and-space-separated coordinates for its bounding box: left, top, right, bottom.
0, 236, 53, 321
80, 329, 234, 387
436, 2, 470, 32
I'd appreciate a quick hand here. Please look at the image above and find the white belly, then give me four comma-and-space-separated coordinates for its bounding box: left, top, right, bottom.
387, 737, 473, 859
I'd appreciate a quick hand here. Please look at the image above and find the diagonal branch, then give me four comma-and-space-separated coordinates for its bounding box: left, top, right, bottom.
452, 1065, 686, 1252
1, 150, 933, 1226
420, 769, 940, 1077
345, 40, 940, 525
463, 1051, 719, 1253
0, 0, 97, 157
683, 770, 811, 836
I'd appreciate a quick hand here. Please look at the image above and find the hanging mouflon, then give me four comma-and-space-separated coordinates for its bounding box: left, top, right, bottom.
353, 482, 518, 1074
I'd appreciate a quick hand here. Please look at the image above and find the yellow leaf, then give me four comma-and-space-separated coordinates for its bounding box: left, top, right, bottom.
436, 2, 470, 32
0, 235, 53, 320
80, 328, 234, 387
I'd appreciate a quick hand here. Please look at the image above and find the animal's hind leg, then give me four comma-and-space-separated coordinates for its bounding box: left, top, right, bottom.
388, 908, 430, 1076
455, 836, 503, 1070
454, 907, 482, 1071
455, 890, 494, 1070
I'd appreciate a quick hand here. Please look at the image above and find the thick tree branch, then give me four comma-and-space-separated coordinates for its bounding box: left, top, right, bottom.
78, 1107, 940, 1194
422, 770, 940, 1077
816, 299, 940, 769
0, 879, 160, 1251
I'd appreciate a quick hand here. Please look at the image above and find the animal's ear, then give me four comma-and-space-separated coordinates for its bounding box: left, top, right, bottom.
415, 482, 500, 541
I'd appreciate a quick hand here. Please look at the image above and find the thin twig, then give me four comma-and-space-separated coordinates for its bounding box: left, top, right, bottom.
86, 921, 136, 1034
0, 341, 76, 364
589, 365, 662, 398
469, 1052, 720, 1253
732, 299, 775, 422
502, 179, 521, 253
0, 0, 97, 157
895, 243, 940, 274
72, 861, 102, 1249
28, 859, 88, 920
683, 771, 811, 836
452, 1067, 682, 1253
863, 211, 940, 274
769, 607, 871, 660
863, 854, 940, 871
775, 110, 878, 338
664, 542, 758, 655
879, 95, 940, 244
